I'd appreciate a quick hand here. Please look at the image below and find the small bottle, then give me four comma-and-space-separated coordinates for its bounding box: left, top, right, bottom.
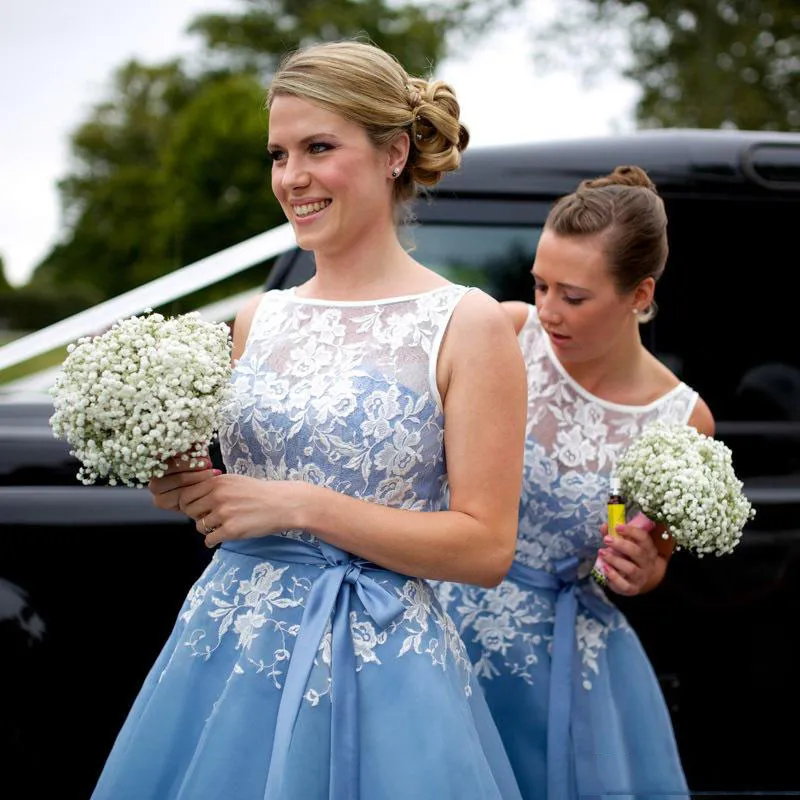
607, 475, 626, 538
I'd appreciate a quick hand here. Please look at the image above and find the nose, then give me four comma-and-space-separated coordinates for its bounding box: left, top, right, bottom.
537, 293, 562, 326
280, 155, 310, 191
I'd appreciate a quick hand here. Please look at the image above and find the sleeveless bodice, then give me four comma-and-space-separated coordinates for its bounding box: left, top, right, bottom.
516, 304, 698, 573
218, 285, 471, 543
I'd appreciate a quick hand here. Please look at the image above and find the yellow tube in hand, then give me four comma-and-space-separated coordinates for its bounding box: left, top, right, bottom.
608, 475, 626, 537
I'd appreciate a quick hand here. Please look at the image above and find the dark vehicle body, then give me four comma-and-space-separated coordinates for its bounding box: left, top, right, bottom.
3, 129, 800, 797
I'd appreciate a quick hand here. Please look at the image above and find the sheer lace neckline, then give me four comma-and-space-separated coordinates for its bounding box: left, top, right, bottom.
525, 304, 687, 414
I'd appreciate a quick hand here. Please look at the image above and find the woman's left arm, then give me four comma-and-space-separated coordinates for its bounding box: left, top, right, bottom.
166, 290, 528, 588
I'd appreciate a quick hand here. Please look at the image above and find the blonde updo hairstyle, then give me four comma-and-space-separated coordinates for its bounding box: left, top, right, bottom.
545, 165, 667, 322
267, 40, 469, 222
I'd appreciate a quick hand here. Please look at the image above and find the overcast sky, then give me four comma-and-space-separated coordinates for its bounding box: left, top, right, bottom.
0, 0, 639, 287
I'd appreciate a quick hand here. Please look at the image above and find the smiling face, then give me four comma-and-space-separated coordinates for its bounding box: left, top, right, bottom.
532, 229, 651, 362
267, 94, 400, 259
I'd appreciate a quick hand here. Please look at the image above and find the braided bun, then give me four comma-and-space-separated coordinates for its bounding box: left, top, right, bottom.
405, 78, 469, 186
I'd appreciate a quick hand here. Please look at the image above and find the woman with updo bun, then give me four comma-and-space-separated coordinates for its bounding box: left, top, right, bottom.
91, 39, 527, 800
437, 166, 715, 799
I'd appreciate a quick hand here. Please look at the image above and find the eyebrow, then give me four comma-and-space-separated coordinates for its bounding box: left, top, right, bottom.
267, 132, 341, 149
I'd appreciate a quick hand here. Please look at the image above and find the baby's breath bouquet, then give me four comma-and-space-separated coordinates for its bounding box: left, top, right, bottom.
592, 421, 755, 585
49, 310, 232, 487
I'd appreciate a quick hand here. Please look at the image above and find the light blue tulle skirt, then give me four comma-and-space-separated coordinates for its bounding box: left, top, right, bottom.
436, 559, 689, 800
91, 536, 523, 800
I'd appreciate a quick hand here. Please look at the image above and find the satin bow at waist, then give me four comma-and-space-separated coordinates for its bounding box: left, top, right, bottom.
507, 556, 616, 800
222, 536, 407, 800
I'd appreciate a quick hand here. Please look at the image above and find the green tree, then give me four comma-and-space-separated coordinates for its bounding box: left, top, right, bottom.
155, 73, 281, 281
0, 255, 12, 333
532, 0, 799, 130
30, 61, 199, 299
188, 0, 523, 78
29, 62, 278, 307
27, 0, 520, 322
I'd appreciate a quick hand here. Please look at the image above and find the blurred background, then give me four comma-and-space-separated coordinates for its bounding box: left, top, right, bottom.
1, 0, 798, 384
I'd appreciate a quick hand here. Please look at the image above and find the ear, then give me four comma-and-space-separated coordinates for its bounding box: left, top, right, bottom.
633, 276, 656, 313
386, 131, 411, 177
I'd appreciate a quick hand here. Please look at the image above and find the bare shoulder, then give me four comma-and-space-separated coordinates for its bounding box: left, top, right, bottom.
439, 289, 525, 385
231, 292, 265, 361
499, 300, 531, 335
688, 394, 716, 437
437, 289, 527, 421
450, 290, 513, 336
646, 355, 716, 436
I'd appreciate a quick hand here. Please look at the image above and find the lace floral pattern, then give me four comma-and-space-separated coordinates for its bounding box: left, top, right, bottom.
219, 288, 469, 516
437, 304, 698, 686
177, 552, 474, 702
513, 305, 699, 572
200, 286, 475, 701
436, 578, 630, 689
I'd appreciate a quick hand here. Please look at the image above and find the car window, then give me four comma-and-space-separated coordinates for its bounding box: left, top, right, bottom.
652, 195, 800, 480
653, 196, 800, 418
400, 223, 541, 302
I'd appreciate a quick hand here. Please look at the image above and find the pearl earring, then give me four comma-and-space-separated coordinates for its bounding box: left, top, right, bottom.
391, 168, 400, 178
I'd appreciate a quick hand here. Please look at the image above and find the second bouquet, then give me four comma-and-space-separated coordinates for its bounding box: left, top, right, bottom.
592, 421, 756, 585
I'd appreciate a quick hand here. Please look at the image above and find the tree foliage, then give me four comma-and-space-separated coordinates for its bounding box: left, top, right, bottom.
27, 0, 520, 321
189, 0, 524, 79
31, 61, 280, 309
30, 61, 201, 300
532, 0, 799, 130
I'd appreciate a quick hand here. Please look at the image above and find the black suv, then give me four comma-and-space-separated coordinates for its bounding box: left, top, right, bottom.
3, 128, 800, 797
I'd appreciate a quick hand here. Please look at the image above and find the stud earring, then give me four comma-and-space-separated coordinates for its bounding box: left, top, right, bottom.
391, 168, 400, 178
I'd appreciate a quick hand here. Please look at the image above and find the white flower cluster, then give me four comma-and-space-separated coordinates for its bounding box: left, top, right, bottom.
615, 421, 756, 556
49, 310, 232, 487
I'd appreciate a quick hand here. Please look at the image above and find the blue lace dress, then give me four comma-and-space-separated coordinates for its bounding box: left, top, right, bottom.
436, 304, 698, 800
90, 285, 523, 800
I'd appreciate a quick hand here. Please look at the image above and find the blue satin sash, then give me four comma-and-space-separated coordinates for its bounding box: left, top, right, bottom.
507, 556, 615, 799
223, 536, 407, 800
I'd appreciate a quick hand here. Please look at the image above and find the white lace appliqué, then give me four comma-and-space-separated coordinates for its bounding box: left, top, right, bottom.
512, 307, 699, 572
437, 579, 631, 690
177, 554, 474, 703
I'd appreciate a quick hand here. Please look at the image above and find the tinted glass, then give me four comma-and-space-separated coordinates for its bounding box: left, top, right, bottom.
651, 195, 800, 488
401, 223, 541, 302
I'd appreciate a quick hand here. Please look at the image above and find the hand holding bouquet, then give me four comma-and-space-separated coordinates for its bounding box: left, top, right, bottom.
49, 311, 232, 487
592, 421, 756, 585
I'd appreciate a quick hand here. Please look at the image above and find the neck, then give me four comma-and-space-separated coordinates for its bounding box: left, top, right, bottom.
308, 225, 430, 301
561, 327, 648, 397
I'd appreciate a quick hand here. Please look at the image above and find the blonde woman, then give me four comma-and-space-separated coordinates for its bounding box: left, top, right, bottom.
90, 40, 527, 800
